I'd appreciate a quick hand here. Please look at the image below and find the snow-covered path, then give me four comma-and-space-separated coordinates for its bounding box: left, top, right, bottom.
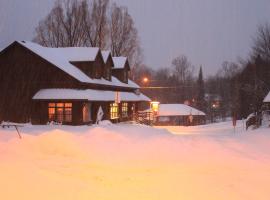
0, 122, 270, 200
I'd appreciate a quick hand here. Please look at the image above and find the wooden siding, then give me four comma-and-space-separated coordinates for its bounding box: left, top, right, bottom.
112, 60, 130, 83
0, 42, 81, 123
71, 51, 105, 79
103, 55, 113, 81
112, 68, 128, 83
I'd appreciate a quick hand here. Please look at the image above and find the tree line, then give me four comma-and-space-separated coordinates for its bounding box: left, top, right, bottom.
135, 23, 270, 122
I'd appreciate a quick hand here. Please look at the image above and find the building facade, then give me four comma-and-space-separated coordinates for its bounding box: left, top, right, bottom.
0, 41, 150, 125
263, 91, 270, 110
154, 104, 206, 126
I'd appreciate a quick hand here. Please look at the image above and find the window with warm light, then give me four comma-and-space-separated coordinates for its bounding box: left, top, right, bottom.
150, 101, 160, 113
122, 102, 128, 118
48, 103, 56, 121
48, 103, 72, 123
110, 103, 119, 119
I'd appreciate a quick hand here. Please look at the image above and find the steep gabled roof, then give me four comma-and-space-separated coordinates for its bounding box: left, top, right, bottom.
101, 50, 111, 63
112, 57, 130, 70
158, 104, 206, 117
52, 47, 100, 62
18, 41, 93, 83
16, 41, 138, 89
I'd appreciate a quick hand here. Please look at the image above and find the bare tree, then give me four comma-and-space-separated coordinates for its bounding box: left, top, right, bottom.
33, 0, 142, 74
218, 61, 241, 79
34, 0, 89, 47
84, 0, 109, 48
34, 4, 65, 47
252, 23, 270, 61
172, 55, 194, 84
109, 3, 141, 68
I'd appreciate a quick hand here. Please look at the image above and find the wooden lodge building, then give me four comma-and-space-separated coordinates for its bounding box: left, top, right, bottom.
0, 41, 151, 125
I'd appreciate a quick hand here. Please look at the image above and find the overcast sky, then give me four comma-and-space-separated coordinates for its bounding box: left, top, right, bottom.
0, 0, 270, 75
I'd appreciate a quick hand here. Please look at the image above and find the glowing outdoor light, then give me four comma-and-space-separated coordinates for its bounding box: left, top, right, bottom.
150, 101, 160, 113
143, 77, 149, 83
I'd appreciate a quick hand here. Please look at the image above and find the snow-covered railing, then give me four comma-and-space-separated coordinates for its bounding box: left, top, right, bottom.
1, 122, 23, 139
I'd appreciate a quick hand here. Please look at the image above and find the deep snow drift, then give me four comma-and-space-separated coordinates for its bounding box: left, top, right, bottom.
0, 122, 270, 200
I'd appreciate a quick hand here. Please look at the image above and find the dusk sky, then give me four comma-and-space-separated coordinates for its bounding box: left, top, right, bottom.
0, 0, 270, 75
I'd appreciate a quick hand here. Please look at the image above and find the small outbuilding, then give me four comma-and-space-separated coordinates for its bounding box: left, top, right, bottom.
263, 91, 270, 110
154, 104, 206, 126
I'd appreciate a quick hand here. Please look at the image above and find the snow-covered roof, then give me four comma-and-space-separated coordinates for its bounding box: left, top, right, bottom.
19, 41, 93, 83
264, 92, 270, 103
52, 47, 99, 62
17, 41, 138, 89
101, 50, 111, 63
33, 89, 151, 102
157, 104, 206, 116
112, 57, 128, 69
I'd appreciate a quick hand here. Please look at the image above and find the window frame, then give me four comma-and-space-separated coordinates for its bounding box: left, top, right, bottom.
121, 102, 128, 118
48, 102, 72, 123
110, 103, 119, 119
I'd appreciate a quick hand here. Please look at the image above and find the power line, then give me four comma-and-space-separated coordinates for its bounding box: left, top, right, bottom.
141, 86, 195, 89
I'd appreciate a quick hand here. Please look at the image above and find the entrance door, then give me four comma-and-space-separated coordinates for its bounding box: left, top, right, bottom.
83, 103, 91, 123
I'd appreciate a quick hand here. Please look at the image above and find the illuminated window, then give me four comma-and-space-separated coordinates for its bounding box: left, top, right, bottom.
110, 103, 119, 119
48, 103, 72, 123
122, 102, 128, 118
150, 102, 160, 113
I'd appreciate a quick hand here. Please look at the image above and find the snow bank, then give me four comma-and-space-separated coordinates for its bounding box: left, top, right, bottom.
0, 122, 270, 200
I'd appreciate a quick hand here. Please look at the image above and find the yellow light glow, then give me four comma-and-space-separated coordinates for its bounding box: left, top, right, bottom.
151, 101, 160, 113
143, 77, 149, 83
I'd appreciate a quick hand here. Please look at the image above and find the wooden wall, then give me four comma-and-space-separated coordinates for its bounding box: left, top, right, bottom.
112, 68, 128, 83
71, 51, 105, 80
0, 42, 81, 123
103, 56, 113, 81
31, 100, 89, 125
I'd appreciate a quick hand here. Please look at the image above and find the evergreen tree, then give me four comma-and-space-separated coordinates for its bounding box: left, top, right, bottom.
196, 66, 206, 112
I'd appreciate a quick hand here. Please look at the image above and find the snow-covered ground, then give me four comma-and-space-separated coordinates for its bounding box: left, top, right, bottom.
0, 121, 270, 200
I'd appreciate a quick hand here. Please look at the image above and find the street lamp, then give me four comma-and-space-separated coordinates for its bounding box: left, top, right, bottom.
142, 77, 149, 83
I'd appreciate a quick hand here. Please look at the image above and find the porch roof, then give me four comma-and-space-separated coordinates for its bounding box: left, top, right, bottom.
33, 89, 151, 102
157, 104, 206, 117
